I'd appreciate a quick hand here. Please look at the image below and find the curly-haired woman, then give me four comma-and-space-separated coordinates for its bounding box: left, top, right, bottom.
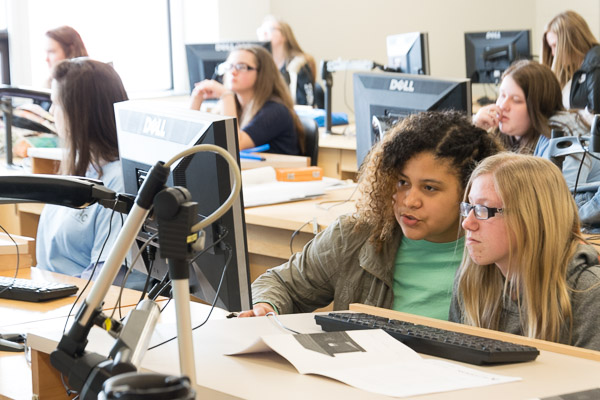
239, 111, 502, 319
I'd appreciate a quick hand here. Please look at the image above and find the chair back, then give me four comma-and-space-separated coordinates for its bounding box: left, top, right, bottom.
299, 115, 319, 166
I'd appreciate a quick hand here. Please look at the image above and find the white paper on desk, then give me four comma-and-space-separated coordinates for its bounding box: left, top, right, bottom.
228, 329, 520, 398
242, 166, 327, 207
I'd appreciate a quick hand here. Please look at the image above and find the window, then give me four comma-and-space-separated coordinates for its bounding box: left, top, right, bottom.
26, 0, 172, 94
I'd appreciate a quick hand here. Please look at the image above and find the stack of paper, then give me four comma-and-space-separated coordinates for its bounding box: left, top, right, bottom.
242, 166, 327, 207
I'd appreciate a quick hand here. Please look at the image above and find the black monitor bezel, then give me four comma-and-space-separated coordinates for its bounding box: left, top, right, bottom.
353, 71, 471, 169
464, 30, 531, 84
185, 41, 271, 92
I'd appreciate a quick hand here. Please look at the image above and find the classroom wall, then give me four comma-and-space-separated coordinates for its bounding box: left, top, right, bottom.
267, 0, 534, 119
246, 0, 599, 121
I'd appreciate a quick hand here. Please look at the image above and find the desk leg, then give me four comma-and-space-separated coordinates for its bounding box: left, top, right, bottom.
31, 349, 71, 400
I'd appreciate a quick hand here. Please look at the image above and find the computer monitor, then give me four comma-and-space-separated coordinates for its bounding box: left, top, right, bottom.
0, 31, 10, 84
185, 41, 271, 91
386, 32, 430, 75
465, 30, 531, 84
114, 100, 251, 311
353, 71, 471, 169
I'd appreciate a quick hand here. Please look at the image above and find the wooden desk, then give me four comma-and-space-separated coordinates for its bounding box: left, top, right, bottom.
318, 126, 357, 180
24, 302, 600, 400
0, 232, 34, 270
0, 267, 146, 330
0, 267, 152, 400
244, 186, 357, 281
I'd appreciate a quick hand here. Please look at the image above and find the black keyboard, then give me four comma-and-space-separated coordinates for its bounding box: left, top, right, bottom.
314, 312, 539, 366
0, 276, 79, 302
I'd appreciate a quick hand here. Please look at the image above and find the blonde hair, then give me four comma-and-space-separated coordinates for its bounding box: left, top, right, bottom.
262, 15, 316, 82
456, 153, 583, 342
231, 45, 304, 152
542, 10, 599, 88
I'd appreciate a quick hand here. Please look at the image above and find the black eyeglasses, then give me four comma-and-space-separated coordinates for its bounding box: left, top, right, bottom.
460, 202, 503, 220
217, 62, 258, 75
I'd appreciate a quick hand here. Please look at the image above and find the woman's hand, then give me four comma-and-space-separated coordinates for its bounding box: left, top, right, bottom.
237, 303, 275, 318
473, 104, 502, 130
190, 79, 227, 110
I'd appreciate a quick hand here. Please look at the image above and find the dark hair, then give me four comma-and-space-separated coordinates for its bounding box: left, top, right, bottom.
45, 26, 88, 59
51, 58, 128, 177
356, 110, 502, 248
497, 60, 564, 153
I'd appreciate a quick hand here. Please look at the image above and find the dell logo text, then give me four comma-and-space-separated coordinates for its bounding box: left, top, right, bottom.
142, 116, 166, 138
486, 31, 501, 39
389, 79, 415, 92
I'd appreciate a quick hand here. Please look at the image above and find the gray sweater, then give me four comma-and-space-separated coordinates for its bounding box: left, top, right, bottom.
449, 244, 600, 351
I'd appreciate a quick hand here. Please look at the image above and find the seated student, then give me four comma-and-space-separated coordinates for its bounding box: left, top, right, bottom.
542, 10, 600, 114
190, 44, 303, 155
44, 26, 88, 86
239, 111, 501, 318
36, 58, 145, 289
257, 15, 318, 107
474, 60, 600, 229
473, 60, 589, 155
450, 153, 600, 350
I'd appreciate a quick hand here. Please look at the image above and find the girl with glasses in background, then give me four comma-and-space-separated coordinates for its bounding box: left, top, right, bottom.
450, 152, 600, 350
189, 44, 304, 155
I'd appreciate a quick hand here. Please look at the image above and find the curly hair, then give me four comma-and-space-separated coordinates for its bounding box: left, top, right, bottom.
355, 110, 502, 249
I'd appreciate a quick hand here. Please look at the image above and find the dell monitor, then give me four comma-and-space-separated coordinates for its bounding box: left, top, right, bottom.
353, 71, 471, 169
386, 32, 430, 75
465, 30, 531, 84
114, 100, 251, 311
185, 41, 271, 91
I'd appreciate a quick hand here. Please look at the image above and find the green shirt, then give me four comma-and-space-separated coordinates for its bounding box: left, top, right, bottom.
392, 236, 464, 320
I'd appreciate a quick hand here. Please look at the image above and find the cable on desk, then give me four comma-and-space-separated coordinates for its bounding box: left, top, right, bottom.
60, 372, 79, 399
189, 224, 229, 264
266, 312, 300, 334
147, 242, 232, 351
315, 184, 359, 211
144, 224, 230, 305
289, 219, 314, 255
138, 248, 156, 303
109, 231, 159, 321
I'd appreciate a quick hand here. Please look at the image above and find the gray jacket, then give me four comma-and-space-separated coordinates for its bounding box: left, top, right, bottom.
251, 214, 401, 314
449, 244, 600, 351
